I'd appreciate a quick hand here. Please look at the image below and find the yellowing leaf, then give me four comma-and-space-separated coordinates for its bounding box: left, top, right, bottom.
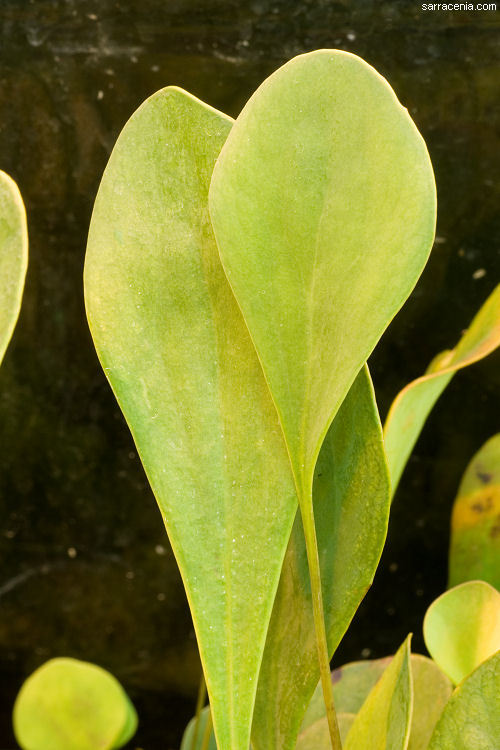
423, 581, 500, 685
449, 434, 500, 589
384, 285, 500, 495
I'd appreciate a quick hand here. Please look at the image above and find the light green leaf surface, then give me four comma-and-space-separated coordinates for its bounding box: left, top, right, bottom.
180, 707, 217, 750
13, 658, 137, 750
343, 637, 413, 750
296, 713, 355, 749
84, 88, 300, 750
423, 581, 500, 685
427, 650, 500, 750
384, 285, 500, 495
209, 48, 436, 506
252, 368, 390, 750
408, 654, 453, 750
303, 654, 451, 750
449, 434, 500, 589
0, 170, 28, 364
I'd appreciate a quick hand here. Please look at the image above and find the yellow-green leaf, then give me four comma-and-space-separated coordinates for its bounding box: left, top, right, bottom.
0, 170, 28, 364
13, 658, 137, 750
384, 285, 500, 495
343, 637, 413, 750
408, 654, 453, 750
180, 707, 217, 750
252, 368, 390, 750
427, 650, 500, 750
423, 581, 500, 685
209, 48, 435, 517
303, 653, 451, 750
84, 88, 299, 750
449, 434, 500, 589
296, 713, 355, 750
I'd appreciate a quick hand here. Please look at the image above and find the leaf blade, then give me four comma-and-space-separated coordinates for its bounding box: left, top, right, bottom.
251, 368, 391, 750
84, 88, 298, 750
384, 285, 500, 495
0, 170, 28, 364
448, 434, 500, 589
343, 636, 413, 750
423, 581, 500, 685
209, 49, 436, 497
427, 650, 500, 750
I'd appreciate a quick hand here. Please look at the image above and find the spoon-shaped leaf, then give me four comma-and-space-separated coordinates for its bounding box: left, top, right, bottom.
449, 434, 500, 589
343, 636, 413, 750
303, 654, 451, 750
252, 367, 390, 750
427, 650, 500, 750
13, 658, 137, 750
84, 88, 299, 750
384, 285, 500, 495
0, 170, 28, 364
209, 52, 434, 740
423, 581, 500, 685
209, 47, 435, 513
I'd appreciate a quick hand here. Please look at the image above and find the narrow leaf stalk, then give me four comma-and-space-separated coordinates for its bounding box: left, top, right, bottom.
189, 673, 207, 750
301, 496, 342, 750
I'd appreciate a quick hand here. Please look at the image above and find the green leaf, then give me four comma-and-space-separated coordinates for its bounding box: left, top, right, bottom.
209, 48, 435, 510
303, 654, 451, 750
427, 650, 500, 750
343, 637, 413, 750
296, 713, 355, 749
449, 434, 500, 589
423, 581, 500, 685
180, 707, 217, 750
384, 285, 500, 495
84, 88, 299, 750
408, 654, 453, 750
12, 658, 137, 750
252, 368, 390, 750
210, 50, 433, 747
0, 170, 28, 365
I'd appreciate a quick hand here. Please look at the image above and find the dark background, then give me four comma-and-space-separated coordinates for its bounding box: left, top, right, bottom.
0, 1, 499, 747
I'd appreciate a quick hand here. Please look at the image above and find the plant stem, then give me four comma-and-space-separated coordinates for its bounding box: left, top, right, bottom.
190, 672, 207, 750
200, 706, 213, 750
300, 495, 342, 750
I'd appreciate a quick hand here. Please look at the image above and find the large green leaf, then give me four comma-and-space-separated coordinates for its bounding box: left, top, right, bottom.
384, 285, 500, 495
252, 367, 390, 750
209, 48, 435, 509
84, 88, 299, 750
0, 170, 28, 364
343, 637, 413, 750
302, 654, 451, 750
449, 434, 500, 589
13, 658, 137, 750
423, 581, 500, 685
427, 650, 500, 750
209, 50, 434, 746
